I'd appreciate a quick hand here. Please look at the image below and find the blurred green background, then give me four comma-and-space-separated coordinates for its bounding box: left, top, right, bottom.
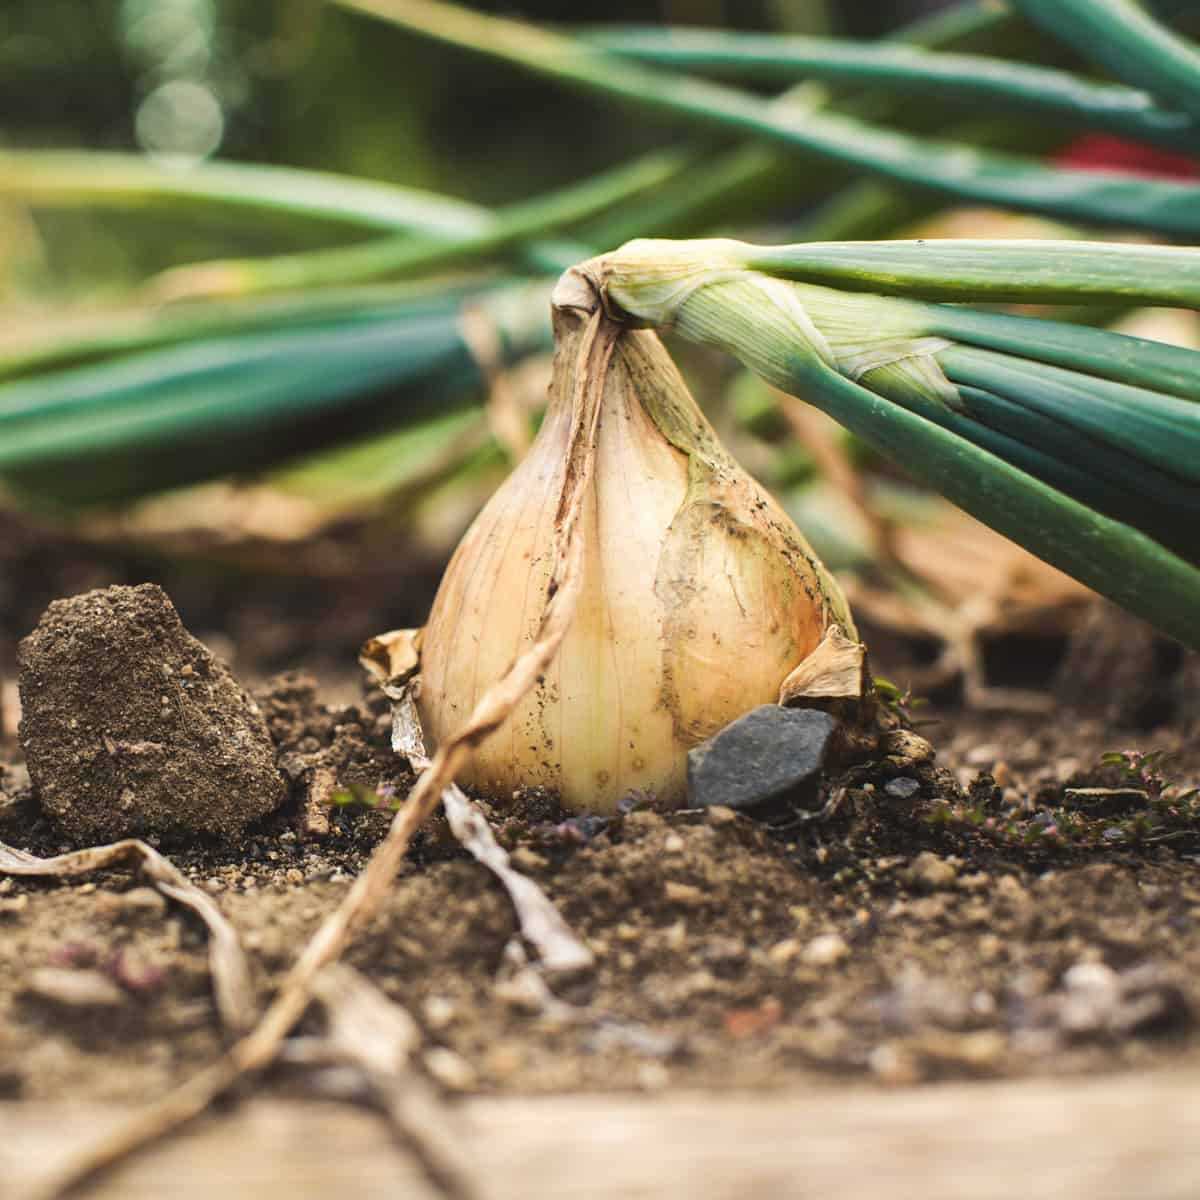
0, 0, 953, 300
2, 2, 949, 176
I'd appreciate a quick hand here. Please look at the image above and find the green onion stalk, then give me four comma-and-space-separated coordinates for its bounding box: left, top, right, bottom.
569, 237, 1200, 650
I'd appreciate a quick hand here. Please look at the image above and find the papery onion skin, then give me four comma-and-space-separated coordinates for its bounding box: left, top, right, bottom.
417, 296, 855, 813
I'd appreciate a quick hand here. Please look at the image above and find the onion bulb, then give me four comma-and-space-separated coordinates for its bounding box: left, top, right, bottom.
411, 266, 860, 813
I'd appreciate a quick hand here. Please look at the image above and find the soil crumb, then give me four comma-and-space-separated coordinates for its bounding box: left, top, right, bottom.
17, 584, 286, 842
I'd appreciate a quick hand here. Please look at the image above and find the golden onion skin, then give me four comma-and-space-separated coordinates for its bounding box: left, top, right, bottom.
417, 305, 854, 812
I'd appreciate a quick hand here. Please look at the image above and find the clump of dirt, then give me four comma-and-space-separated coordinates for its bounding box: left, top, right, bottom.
17, 585, 286, 842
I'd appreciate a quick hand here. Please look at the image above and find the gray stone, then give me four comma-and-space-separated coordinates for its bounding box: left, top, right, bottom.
687, 705, 837, 811
885, 776, 921, 801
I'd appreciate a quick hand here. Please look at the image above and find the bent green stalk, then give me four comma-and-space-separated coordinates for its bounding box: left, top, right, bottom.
743, 240, 1200, 308
0, 282, 553, 506
585, 27, 1200, 153
0, 151, 492, 237
334, 0, 1200, 236
150, 150, 688, 298
1011, 0, 1200, 123
577, 239, 1200, 647
0, 280, 502, 382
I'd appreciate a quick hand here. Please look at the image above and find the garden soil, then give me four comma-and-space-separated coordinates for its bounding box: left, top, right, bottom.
1, 519, 1199, 1107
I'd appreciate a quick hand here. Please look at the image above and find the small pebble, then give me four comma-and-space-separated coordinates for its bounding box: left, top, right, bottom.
868, 1042, 921, 1086
483, 1043, 525, 1081
687, 706, 837, 811
801, 933, 849, 967
1063, 962, 1116, 992
422, 996, 458, 1031
110, 950, 166, 995
663, 881, 705, 909
884, 777, 920, 801
119, 888, 167, 917
624, 811, 662, 834
906, 851, 958, 892
423, 1046, 477, 1092
977, 934, 1004, 961
767, 938, 802, 965
494, 972, 548, 1015
637, 1062, 671, 1091
23, 967, 126, 1010
509, 846, 548, 873
919, 1029, 1007, 1072
1054, 756, 1080, 783
883, 730, 935, 766
965, 743, 1001, 766
996, 875, 1030, 904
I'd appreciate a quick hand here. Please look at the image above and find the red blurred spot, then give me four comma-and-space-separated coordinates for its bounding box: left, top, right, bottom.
1054, 134, 1200, 179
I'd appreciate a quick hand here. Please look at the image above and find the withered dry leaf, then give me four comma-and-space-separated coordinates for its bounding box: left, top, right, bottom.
844, 506, 1092, 708
359, 627, 422, 689
779, 625, 868, 707
442, 788, 594, 977
0, 837, 254, 1033
310, 964, 481, 1200
386, 528, 593, 977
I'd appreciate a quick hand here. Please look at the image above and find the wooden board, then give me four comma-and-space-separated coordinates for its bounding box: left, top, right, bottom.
5, 1071, 1200, 1200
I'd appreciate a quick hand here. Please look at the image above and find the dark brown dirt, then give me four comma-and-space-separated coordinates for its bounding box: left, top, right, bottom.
17, 585, 286, 842
1, 521, 1199, 1106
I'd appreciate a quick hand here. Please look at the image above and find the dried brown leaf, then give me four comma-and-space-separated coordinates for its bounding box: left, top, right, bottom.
0, 837, 254, 1033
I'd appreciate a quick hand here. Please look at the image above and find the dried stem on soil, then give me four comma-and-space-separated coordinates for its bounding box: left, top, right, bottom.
25, 309, 617, 1200
309, 964, 482, 1200
0, 838, 255, 1034
386, 682, 594, 976
441, 787, 594, 976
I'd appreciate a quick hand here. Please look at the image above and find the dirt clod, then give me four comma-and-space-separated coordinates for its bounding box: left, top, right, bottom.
17, 584, 286, 843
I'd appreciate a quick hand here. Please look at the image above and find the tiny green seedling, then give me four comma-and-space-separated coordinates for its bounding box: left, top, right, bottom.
873, 677, 931, 730
928, 746, 1200, 854
330, 782, 401, 811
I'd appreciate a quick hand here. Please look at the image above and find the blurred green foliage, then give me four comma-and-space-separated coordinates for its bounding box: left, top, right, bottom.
0, 2, 949, 195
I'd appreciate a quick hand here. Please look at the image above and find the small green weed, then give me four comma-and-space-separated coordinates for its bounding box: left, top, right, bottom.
925, 746, 1200, 855
330, 782, 400, 811
873, 676, 932, 729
